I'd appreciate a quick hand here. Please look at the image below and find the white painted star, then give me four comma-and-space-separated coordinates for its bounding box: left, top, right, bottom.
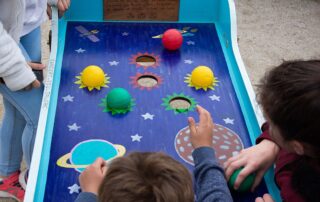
122, 32, 129, 36
209, 94, 220, 101
131, 134, 142, 142
141, 113, 154, 120
223, 118, 234, 125
68, 123, 81, 131
184, 59, 193, 64
186, 41, 195, 45
68, 184, 80, 194
75, 48, 86, 53
109, 61, 119, 66
62, 95, 74, 102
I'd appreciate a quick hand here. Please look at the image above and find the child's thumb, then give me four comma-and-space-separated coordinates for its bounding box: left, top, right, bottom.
32, 80, 41, 88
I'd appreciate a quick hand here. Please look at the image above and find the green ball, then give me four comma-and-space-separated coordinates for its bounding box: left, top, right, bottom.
106, 88, 132, 110
228, 168, 255, 192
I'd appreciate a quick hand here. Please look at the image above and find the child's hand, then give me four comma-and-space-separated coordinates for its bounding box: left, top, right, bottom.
255, 194, 274, 202
188, 105, 214, 149
79, 158, 108, 195
23, 62, 46, 90
224, 140, 280, 191
57, 0, 70, 11
47, 0, 70, 19
23, 80, 41, 90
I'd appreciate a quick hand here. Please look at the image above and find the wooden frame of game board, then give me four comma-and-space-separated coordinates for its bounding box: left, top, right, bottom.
25, 1, 281, 201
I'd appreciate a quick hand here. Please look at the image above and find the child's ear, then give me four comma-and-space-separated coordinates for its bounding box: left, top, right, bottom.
289, 140, 305, 155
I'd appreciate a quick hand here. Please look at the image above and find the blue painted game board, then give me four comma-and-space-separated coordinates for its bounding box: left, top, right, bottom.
43, 22, 268, 201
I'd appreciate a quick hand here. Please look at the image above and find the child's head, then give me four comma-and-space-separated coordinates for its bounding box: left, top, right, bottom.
98, 152, 194, 202
258, 60, 320, 156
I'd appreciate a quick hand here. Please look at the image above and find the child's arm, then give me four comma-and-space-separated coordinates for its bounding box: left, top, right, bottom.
75, 158, 108, 202
224, 125, 280, 192
188, 106, 233, 202
0, 22, 38, 91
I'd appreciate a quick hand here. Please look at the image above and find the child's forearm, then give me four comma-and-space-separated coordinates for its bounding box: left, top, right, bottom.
193, 147, 233, 202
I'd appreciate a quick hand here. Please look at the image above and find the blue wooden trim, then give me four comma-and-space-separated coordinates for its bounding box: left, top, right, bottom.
215, 1, 281, 201
215, 25, 281, 202
33, 19, 67, 202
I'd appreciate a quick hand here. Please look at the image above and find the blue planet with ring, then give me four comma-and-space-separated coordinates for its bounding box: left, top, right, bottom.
57, 139, 126, 172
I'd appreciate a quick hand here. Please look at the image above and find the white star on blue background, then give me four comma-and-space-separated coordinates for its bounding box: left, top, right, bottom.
141, 113, 154, 120
223, 117, 234, 125
62, 95, 74, 102
122, 32, 129, 36
68, 184, 80, 194
131, 134, 142, 142
109, 61, 119, 66
75, 48, 86, 53
186, 41, 195, 45
184, 59, 194, 64
209, 95, 220, 101
68, 123, 81, 131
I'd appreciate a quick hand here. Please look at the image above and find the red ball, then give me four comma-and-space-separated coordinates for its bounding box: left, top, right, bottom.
162, 29, 183, 51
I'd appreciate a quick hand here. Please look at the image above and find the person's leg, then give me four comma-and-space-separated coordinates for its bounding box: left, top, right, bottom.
19, 27, 41, 62
0, 85, 44, 169
0, 94, 25, 177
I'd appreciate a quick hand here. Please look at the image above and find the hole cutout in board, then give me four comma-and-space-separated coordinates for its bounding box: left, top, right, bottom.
136, 55, 156, 67
162, 93, 197, 114
137, 75, 158, 88
130, 72, 163, 90
130, 53, 160, 69
169, 97, 191, 113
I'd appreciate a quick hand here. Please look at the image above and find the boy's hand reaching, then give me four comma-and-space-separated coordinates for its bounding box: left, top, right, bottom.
79, 158, 108, 195
188, 105, 214, 149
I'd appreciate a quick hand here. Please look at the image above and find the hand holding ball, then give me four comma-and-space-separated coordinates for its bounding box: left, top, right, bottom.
228, 168, 255, 192
162, 29, 183, 51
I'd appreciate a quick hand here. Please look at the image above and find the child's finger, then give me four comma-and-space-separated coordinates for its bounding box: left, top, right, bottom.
102, 165, 108, 175
251, 170, 265, 192
225, 158, 245, 181
233, 165, 255, 190
61, 0, 69, 10
262, 194, 274, 202
28, 62, 46, 70
92, 157, 105, 168
188, 117, 197, 135
47, 5, 52, 19
197, 106, 209, 126
31, 80, 41, 89
58, 1, 65, 11
224, 155, 243, 178
255, 197, 264, 202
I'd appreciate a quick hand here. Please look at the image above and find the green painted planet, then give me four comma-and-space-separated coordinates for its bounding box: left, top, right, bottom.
228, 167, 255, 192
100, 88, 135, 115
